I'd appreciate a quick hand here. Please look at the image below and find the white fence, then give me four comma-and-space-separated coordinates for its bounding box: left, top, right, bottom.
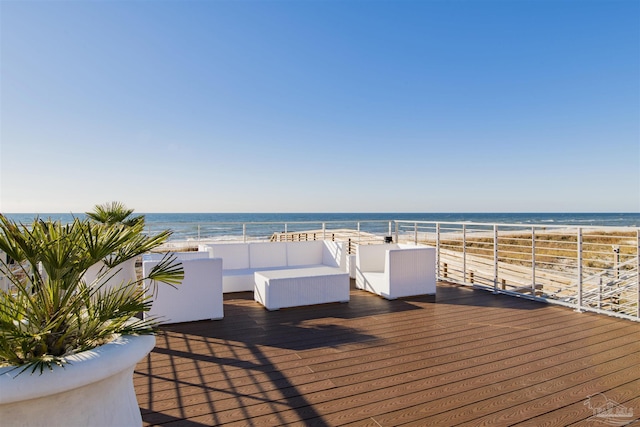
155, 220, 395, 252
5, 219, 637, 321
156, 219, 639, 322
394, 221, 639, 322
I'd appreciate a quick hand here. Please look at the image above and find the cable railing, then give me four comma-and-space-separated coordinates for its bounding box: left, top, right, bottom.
394, 220, 639, 322
4, 219, 638, 321
111, 219, 640, 322
563, 257, 638, 313
155, 220, 395, 254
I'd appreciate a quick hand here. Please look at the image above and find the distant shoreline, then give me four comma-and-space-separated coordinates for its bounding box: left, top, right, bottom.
3, 212, 638, 243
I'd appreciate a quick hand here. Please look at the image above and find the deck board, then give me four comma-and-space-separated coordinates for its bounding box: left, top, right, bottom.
135, 282, 640, 426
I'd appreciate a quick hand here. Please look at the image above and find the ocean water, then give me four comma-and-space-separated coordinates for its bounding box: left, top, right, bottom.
2, 212, 638, 241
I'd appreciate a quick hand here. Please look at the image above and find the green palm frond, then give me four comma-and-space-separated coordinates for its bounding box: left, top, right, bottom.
146, 253, 184, 287
86, 201, 144, 227
0, 202, 182, 374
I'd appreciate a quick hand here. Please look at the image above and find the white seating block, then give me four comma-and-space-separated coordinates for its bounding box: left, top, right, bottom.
254, 266, 349, 310
356, 244, 436, 299
143, 258, 223, 324
200, 241, 348, 293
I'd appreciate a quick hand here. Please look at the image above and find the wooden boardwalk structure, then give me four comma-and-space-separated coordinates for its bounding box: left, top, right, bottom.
135, 281, 640, 426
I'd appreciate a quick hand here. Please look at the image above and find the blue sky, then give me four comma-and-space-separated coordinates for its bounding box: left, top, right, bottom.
1, 0, 638, 213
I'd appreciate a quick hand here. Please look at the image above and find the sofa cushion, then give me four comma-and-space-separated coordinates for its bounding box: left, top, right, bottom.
143, 251, 209, 262
221, 273, 255, 293
250, 242, 287, 269
322, 241, 346, 268
357, 243, 399, 273
286, 241, 323, 266
208, 244, 250, 270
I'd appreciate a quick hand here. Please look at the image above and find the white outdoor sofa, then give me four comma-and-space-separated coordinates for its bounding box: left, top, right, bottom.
83, 258, 138, 293
201, 240, 349, 310
142, 252, 223, 323
355, 243, 436, 299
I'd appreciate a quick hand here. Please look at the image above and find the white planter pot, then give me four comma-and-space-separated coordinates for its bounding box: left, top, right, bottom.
0, 334, 155, 427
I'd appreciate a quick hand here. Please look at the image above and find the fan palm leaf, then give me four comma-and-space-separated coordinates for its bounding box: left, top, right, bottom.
0, 203, 183, 374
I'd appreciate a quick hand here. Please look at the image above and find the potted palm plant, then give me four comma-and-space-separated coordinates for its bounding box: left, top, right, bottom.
0, 202, 183, 427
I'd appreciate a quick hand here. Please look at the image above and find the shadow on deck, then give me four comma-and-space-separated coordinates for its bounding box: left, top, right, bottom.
135, 281, 640, 426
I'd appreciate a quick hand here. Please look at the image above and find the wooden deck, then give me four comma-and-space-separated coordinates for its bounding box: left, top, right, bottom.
135, 281, 640, 426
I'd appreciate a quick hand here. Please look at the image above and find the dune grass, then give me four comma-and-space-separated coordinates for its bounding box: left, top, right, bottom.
423, 230, 637, 272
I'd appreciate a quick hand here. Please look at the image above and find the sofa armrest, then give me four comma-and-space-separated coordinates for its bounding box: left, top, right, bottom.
322, 241, 347, 270
385, 246, 436, 293
356, 244, 398, 273
143, 258, 223, 323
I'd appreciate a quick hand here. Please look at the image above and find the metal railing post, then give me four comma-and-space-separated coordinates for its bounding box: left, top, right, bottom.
198, 225, 201, 241
436, 223, 441, 279
532, 227, 536, 294
637, 229, 640, 318
577, 227, 583, 312
395, 222, 399, 243
613, 245, 620, 279
493, 224, 498, 294
598, 276, 603, 309
357, 222, 361, 244
243, 223, 247, 243
463, 224, 467, 284
322, 223, 326, 240
414, 222, 418, 245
